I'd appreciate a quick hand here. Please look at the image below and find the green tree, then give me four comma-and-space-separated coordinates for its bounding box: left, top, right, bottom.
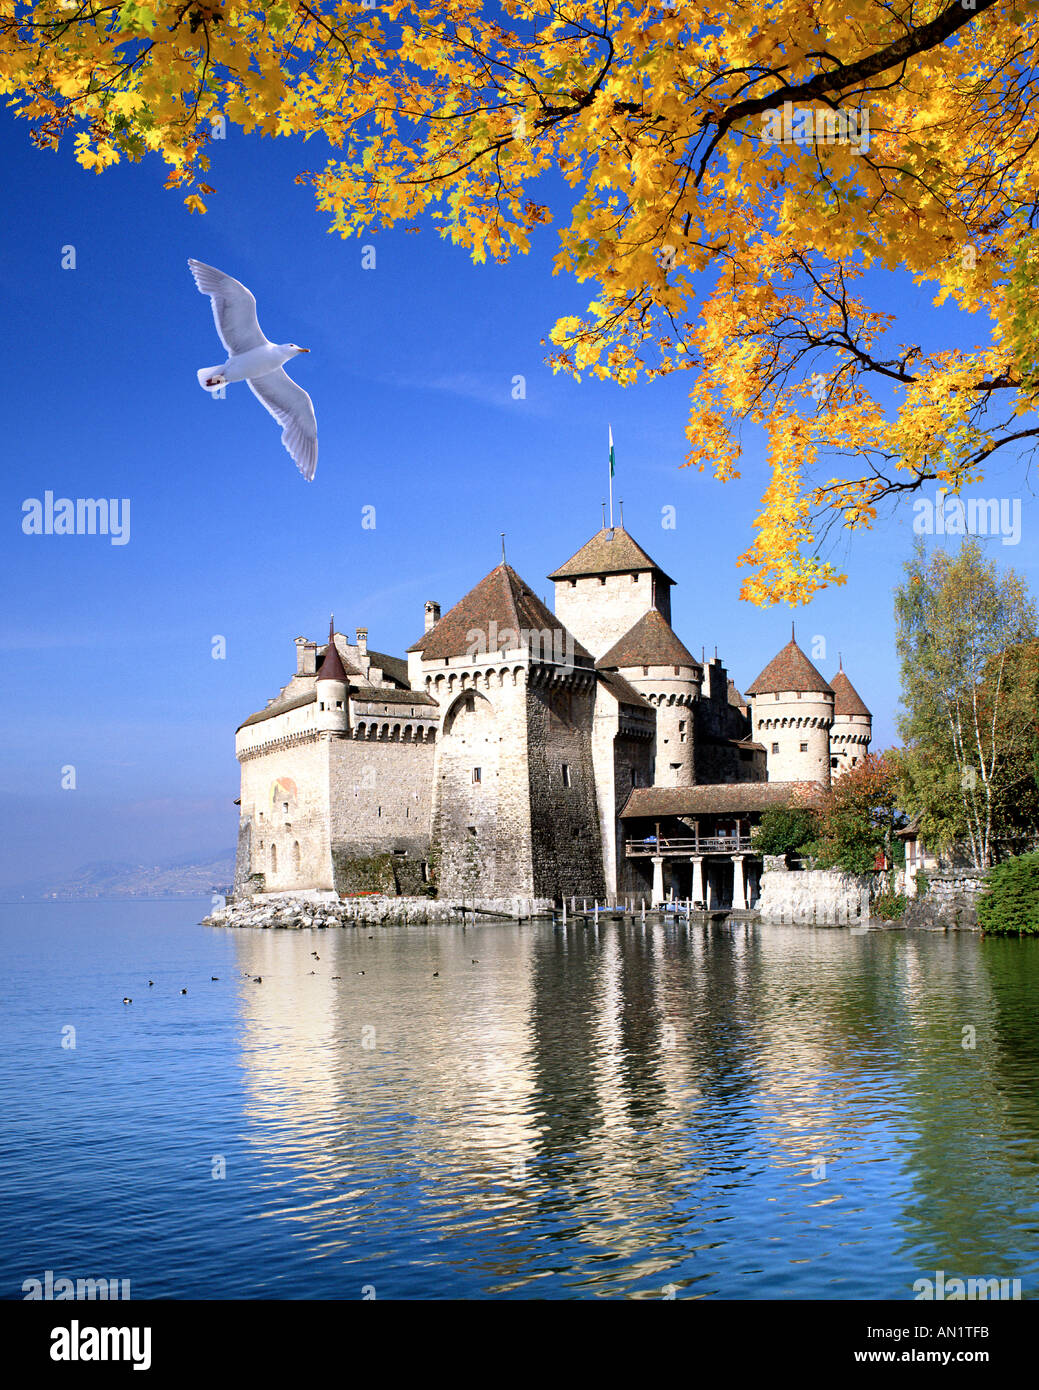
752, 806, 818, 857
895, 539, 1037, 868
976, 853, 1039, 936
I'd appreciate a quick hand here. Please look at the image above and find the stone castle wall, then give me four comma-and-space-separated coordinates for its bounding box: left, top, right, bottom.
327, 733, 435, 891
553, 571, 667, 658
526, 674, 607, 902
238, 735, 332, 892
431, 676, 536, 899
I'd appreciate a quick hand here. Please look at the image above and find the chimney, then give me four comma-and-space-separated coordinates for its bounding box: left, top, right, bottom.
424, 600, 441, 633
295, 636, 317, 675
356, 627, 368, 658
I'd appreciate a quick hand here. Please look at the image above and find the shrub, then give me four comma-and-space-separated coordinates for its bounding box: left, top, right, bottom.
977, 853, 1039, 936
914, 870, 930, 898
872, 891, 908, 920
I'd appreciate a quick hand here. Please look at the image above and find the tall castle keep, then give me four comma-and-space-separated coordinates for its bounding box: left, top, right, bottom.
233, 526, 871, 908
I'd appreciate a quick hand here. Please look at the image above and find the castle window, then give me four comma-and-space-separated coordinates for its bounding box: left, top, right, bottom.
472, 767, 482, 784
569, 579, 576, 588
631, 573, 638, 582
292, 841, 301, 873
643, 665, 649, 676
800, 742, 808, 752
831, 757, 839, 768
336, 700, 343, 709
772, 742, 779, 753
599, 576, 606, 585
774, 692, 780, 701
270, 843, 277, 874
797, 691, 802, 699
421, 861, 429, 882
468, 826, 477, 837
674, 665, 680, 675
631, 768, 641, 787
561, 763, 571, 787
283, 802, 289, 813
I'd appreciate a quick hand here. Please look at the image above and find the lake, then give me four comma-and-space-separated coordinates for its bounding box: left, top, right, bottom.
1, 901, 1037, 1300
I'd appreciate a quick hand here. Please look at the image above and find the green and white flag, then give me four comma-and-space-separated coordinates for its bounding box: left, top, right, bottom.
609, 425, 616, 477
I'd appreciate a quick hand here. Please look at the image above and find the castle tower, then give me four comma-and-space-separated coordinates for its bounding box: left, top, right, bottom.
315, 616, 350, 734
745, 633, 834, 785
829, 660, 872, 778
410, 561, 606, 902
596, 609, 702, 786
548, 526, 676, 660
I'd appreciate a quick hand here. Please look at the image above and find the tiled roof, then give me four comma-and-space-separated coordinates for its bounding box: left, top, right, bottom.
350, 687, 438, 708
367, 650, 409, 688
727, 679, 747, 707
597, 669, 653, 709
830, 667, 871, 717
548, 526, 676, 584
409, 563, 592, 663
619, 781, 823, 818
745, 638, 833, 697
596, 609, 700, 670
237, 688, 315, 731
317, 618, 350, 682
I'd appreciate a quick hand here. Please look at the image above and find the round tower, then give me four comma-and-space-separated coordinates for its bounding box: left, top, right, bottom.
745, 631, 834, 786
316, 615, 350, 733
829, 660, 872, 778
596, 609, 702, 786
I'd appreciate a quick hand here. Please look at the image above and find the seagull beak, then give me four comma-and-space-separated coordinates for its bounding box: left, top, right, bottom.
297, 346, 310, 353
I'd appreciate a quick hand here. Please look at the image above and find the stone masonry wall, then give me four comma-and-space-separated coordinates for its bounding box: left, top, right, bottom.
903, 869, 990, 931
526, 675, 607, 902
327, 734, 434, 891
757, 867, 870, 924
553, 572, 662, 659
238, 735, 332, 892
431, 677, 535, 899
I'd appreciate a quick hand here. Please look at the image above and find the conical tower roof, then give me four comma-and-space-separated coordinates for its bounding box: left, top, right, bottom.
596, 609, 700, 671
746, 636, 832, 697
409, 564, 591, 663
317, 616, 350, 682
830, 664, 871, 717
548, 526, 676, 585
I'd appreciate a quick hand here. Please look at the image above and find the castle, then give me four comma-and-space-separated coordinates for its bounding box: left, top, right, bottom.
233, 525, 871, 909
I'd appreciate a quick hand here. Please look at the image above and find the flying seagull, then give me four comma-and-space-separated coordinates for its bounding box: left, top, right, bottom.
188, 258, 318, 481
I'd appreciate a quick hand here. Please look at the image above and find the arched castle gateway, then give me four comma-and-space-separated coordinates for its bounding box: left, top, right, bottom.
233, 526, 872, 908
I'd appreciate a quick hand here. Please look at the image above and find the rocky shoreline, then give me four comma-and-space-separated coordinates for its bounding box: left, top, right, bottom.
202, 892, 554, 929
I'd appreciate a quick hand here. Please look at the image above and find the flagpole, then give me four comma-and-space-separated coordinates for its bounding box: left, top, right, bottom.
608, 425, 615, 528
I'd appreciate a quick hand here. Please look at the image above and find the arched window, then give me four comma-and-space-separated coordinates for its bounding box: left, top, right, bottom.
292, 841, 301, 873
270, 843, 278, 875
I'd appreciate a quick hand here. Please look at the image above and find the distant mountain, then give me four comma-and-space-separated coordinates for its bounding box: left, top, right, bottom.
7, 852, 235, 902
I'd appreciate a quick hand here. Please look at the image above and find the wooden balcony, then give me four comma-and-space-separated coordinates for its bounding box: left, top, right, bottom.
625, 836, 754, 857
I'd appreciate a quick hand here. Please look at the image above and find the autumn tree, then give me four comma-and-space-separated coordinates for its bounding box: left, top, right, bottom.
4, 2, 1039, 602
811, 750, 904, 874
895, 539, 1038, 868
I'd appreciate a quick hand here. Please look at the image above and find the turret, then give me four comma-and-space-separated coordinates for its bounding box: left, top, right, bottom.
596, 609, 702, 786
829, 659, 872, 778
315, 615, 350, 733
745, 630, 834, 785
548, 525, 676, 659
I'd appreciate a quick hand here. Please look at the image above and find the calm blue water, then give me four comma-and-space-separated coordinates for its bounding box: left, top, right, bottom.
1, 901, 1037, 1300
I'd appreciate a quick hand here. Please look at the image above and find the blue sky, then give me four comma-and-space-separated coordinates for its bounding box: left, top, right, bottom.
2, 119, 1037, 890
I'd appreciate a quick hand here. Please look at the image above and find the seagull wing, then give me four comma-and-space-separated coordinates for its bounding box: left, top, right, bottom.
247, 369, 318, 481
188, 258, 269, 355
